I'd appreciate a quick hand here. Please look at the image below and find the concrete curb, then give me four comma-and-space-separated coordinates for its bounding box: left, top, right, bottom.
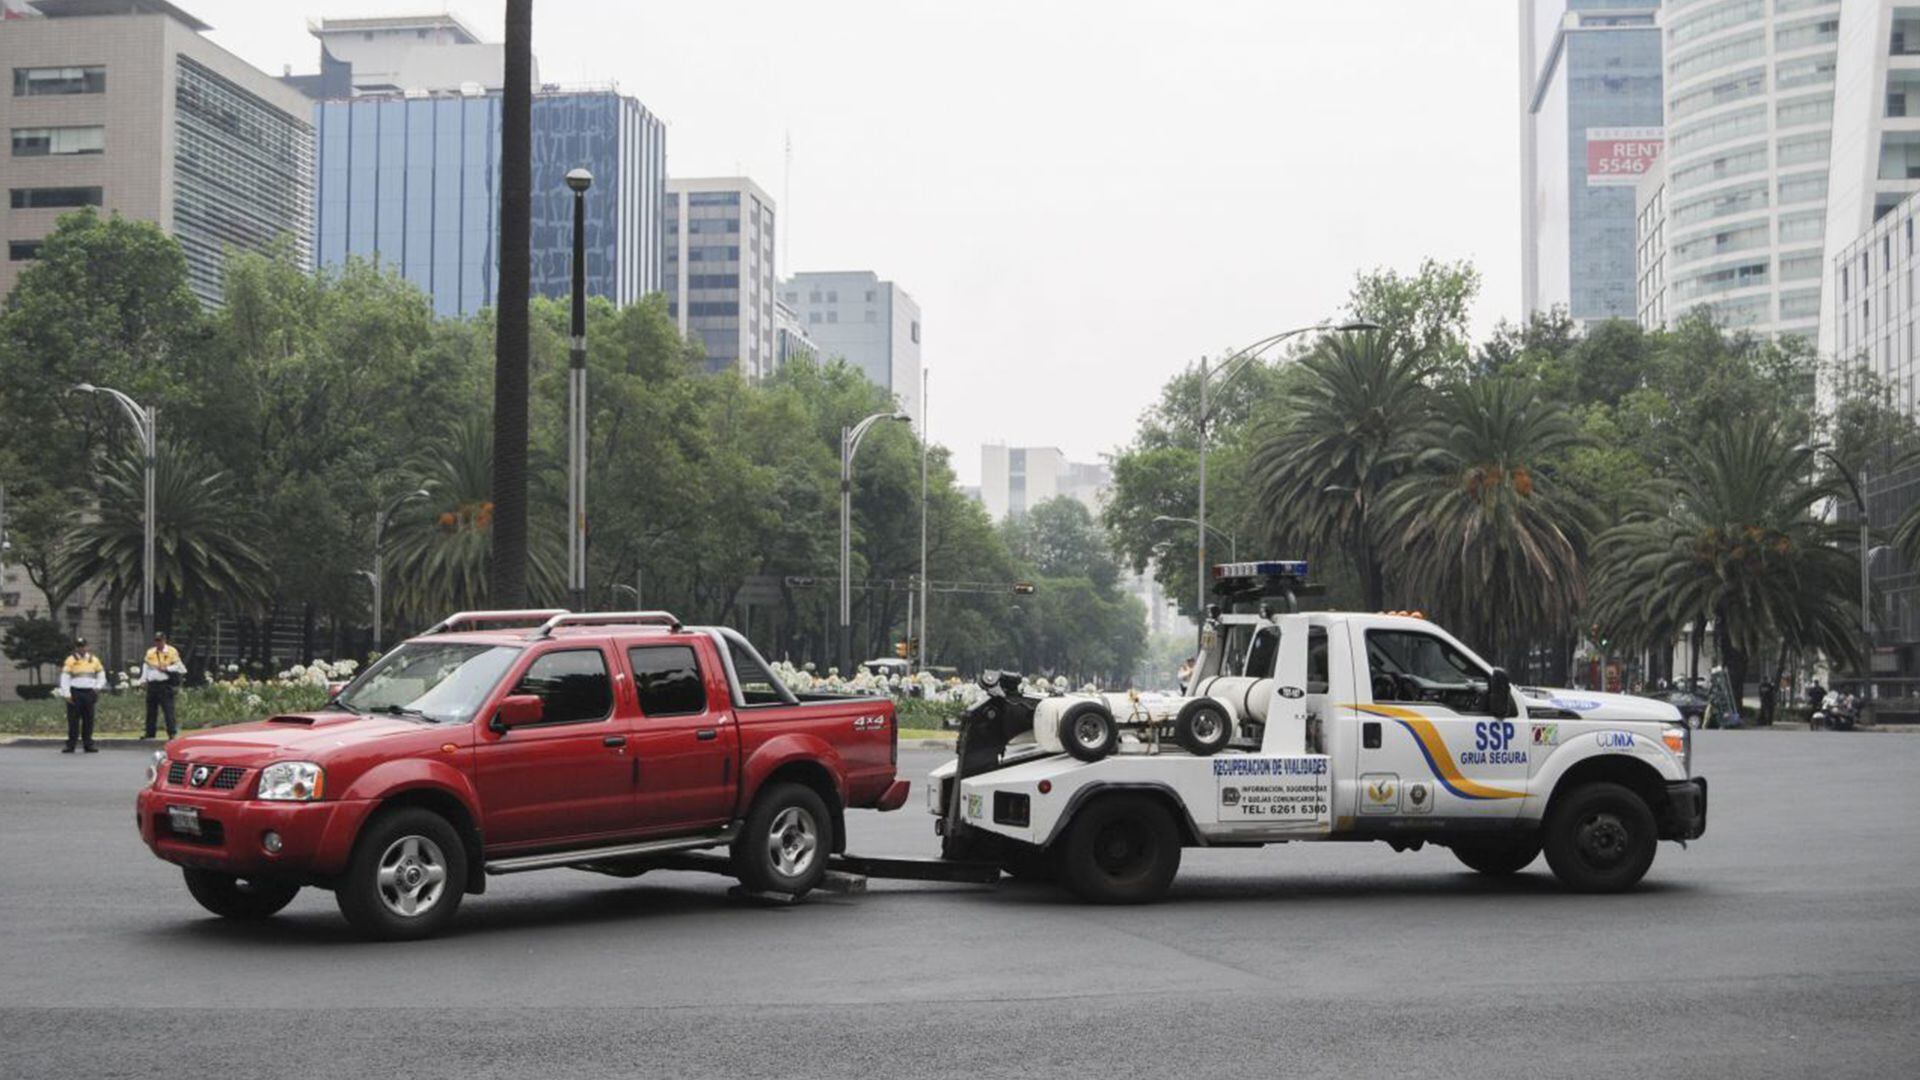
0, 736, 165, 750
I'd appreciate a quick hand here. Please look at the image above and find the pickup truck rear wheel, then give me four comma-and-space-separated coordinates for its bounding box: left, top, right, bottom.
1056, 794, 1181, 903
182, 869, 300, 921
1543, 782, 1657, 893
733, 782, 833, 897
335, 808, 467, 941
1450, 836, 1541, 876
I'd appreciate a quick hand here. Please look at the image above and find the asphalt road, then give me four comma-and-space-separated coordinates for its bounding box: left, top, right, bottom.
1, 732, 1915, 1080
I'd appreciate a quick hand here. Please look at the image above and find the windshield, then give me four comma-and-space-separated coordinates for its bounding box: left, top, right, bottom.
335, 641, 523, 724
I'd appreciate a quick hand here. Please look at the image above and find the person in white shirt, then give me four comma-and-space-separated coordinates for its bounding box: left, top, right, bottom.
57, 638, 107, 753
141, 631, 186, 739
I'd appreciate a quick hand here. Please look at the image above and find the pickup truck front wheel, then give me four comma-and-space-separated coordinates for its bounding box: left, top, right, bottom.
1055, 794, 1181, 903
335, 808, 468, 941
182, 869, 300, 921
733, 783, 833, 897
1543, 782, 1657, 893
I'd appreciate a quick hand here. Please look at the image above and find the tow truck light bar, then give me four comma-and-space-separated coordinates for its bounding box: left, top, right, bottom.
1212, 560, 1309, 580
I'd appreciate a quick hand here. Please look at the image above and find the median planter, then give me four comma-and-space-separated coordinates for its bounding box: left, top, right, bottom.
14, 685, 54, 701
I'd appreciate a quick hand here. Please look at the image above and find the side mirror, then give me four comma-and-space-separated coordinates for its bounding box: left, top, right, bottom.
1487, 668, 1516, 719
490, 693, 545, 733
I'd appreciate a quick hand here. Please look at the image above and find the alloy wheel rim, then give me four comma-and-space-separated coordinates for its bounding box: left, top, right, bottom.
767, 806, 818, 878
375, 834, 448, 918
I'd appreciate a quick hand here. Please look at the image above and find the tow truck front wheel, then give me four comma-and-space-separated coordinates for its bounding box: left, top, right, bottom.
1543, 782, 1657, 893
1055, 794, 1181, 903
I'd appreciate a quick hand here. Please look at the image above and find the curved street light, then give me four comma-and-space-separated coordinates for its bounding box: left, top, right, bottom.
1153, 514, 1236, 561
73, 383, 156, 640
1189, 320, 1379, 616
841, 411, 911, 673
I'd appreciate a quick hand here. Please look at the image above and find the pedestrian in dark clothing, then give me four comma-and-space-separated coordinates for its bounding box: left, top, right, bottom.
141, 631, 185, 739
58, 638, 105, 753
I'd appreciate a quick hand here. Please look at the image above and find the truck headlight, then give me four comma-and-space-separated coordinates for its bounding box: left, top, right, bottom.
257, 761, 326, 801
146, 750, 164, 788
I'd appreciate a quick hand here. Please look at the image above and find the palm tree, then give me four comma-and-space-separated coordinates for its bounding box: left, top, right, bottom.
1249, 331, 1430, 608
490, 0, 535, 607
384, 416, 565, 626
1378, 378, 1593, 672
1590, 419, 1860, 708
58, 444, 272, 635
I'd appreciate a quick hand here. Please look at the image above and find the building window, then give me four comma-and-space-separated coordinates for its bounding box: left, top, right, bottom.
9, 186, 102, 209
8, 240, 42, 261
808, 312, 821, 324
827, 290, 838, 302
10, 126, 104, 157
687, 191, 740, 207
12, 66, 105, 96
826, 310, 837, 323
865, 309, 878, 323
911, 321, 921, 344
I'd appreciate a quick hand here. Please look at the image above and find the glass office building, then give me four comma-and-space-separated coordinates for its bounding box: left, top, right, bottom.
1521, 0, 1666, 323
313, 88, 665, 317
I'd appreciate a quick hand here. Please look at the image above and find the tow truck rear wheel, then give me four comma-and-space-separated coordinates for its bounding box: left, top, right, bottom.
182, 869, 301, 921
1055, 794, 1181, 903
1449, 836, 1541, 876
1543, 782, 1657, 893
732, 782, 833, 897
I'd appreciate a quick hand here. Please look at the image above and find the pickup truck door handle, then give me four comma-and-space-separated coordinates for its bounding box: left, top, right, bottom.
696, 729, 718, 741
603, 735, 627, 748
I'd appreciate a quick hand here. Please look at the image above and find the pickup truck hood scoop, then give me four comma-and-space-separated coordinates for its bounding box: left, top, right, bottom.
168, 712, 429, 762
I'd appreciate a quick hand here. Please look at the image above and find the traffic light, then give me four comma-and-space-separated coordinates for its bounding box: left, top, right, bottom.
894, 640, 910, 659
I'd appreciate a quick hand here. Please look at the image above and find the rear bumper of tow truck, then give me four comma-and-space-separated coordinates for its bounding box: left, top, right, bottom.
1660, 778, 1707, 841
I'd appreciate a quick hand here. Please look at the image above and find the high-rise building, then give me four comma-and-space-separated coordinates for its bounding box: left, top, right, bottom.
1520, 0, 1666, 323
303, 12, 524, 96
781, 269, 922, 423
773, 297, 816, 367
664, 177, 778, 376
978, 446, 1109, 522
0, 0, 315, 304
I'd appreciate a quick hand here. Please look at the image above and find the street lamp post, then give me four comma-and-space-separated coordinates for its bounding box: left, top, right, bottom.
74, 383, 156, 640
1821, 452, 1878, 717
1188, 320, 1378, 617
1152, 514, 1236, 562
368, 488, 429, 651
565, 167, 593, 612
841, 411, 911, 674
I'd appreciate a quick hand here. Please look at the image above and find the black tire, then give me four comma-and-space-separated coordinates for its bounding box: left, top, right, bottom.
732, 782, 834, 897
181, 868, 301, 921
1173, 699, 1233, 756
1542, 782, 1658, 893
335, 807, 468, 941
1058, 701, 1118, 762
1055, 794, 1182, 903
1450, 835, 1542, 876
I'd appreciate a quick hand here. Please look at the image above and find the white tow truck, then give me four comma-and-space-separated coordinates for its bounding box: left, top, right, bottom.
930, 560, 1707, 902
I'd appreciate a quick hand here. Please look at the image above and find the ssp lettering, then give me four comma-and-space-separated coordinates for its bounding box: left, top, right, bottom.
1474, 721, 1517, 751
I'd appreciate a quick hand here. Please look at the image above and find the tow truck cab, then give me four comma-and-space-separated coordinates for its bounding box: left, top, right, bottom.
932, 561, 1707, 902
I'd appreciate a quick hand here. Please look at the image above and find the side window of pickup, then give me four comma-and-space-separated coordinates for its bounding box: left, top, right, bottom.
515, 649, 613, 724
727, 637, 789, 706
628, 645, 707, 717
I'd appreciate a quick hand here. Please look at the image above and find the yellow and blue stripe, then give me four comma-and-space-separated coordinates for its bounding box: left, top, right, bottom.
1346, 704, 1526, 801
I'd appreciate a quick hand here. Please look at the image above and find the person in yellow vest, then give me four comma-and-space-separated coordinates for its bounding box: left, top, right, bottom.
56, 637, 105, 753
141, 631, 186, 740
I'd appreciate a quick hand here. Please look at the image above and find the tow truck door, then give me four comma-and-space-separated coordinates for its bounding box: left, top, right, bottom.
1345, 622, 1526, 823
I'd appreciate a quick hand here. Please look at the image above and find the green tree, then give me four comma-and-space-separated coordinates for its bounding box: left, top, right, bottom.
1590, 419, 1861, 710
57, 442, 273, 639
2, 616, 69, 686
1248, 331, 1431, 609
1347, 257, 1481, 373
1380, 378, 1593, 672
1003, 497, 1121, 591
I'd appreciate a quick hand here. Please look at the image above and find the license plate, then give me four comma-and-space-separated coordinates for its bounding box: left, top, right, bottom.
167, 805, 202, 837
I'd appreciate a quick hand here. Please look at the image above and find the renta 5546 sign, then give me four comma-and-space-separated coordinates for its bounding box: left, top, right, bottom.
1586, 127, 1663, 186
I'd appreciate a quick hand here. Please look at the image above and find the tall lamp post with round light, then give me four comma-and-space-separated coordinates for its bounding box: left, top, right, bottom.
1188, 320, 1379, 619
841, 411, 911, 674
74, 383, 156, 641
565, 166, 593, 612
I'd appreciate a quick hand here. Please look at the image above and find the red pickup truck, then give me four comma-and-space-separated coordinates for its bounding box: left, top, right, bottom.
135, 610, 909, 939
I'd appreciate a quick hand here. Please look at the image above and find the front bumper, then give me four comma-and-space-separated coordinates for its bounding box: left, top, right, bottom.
135, 787, 363, 880
1659, 777, 1708, 841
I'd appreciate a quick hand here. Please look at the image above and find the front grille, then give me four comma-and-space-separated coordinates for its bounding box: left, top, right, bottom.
210, 766, 246, 791
167, 760, 188, 785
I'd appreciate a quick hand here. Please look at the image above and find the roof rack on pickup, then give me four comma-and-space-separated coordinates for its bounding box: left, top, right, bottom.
531, 610, 684, 638
427, 609, 571, 635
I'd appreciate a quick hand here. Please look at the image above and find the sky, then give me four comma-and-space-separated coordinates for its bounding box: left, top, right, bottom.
186, 0, 1522, 488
